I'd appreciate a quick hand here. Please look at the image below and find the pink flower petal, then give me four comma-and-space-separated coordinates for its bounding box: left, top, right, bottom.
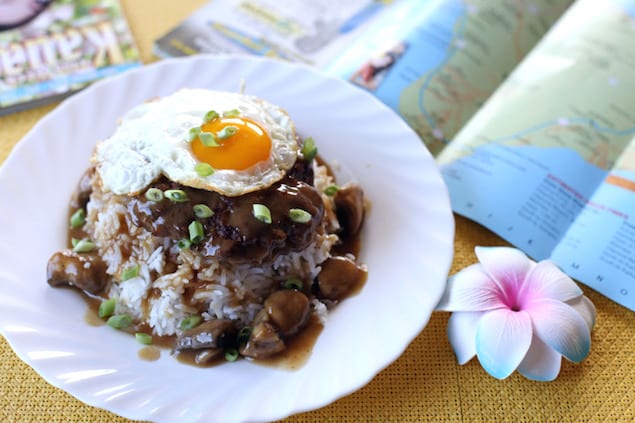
475, 308, 532, 379
565, 295, 596, 331
517, 335, 562, 381
520, 260, 583, 304
448, 311, 485, 364
436, 264, 506, 312
526, 298, 591, 363
475, 246, 533, 305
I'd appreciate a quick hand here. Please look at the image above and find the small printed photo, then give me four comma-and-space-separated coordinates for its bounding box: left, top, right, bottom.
349, 41, 407, 91
0, 0, 53, 31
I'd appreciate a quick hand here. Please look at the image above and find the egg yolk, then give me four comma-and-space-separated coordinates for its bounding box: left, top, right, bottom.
192, 117, 272, 170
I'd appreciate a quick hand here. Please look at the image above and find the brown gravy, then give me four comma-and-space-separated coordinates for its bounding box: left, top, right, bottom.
71, 162, 366, 369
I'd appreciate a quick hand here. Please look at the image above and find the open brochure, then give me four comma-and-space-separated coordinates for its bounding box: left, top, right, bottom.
0, 0, 140, 115
155, 0, 635, 311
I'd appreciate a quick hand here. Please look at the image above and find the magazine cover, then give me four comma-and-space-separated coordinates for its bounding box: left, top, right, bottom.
0, 0, 140, 115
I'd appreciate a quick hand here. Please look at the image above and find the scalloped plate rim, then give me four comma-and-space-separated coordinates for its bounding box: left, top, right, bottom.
0, 54, 454, 423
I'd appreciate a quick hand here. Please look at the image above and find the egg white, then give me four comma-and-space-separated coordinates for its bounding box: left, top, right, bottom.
93, 88, 298, 196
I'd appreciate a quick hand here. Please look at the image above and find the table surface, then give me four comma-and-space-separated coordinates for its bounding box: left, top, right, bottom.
1, 1, 634, 422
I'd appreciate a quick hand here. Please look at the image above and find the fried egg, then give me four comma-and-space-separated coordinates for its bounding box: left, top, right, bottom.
93, 88, 298, 196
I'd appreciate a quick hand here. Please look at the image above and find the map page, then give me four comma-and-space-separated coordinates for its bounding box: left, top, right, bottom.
438, 0, 635, 310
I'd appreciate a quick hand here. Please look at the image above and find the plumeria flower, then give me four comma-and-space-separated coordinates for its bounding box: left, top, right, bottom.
436, 246, 596, 381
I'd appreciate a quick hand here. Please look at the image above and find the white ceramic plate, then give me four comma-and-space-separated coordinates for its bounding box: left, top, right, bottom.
0, 55, 454, 423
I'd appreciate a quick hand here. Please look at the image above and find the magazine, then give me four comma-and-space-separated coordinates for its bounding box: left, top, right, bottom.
0, 0, 140, 115
155, 0, 635, 311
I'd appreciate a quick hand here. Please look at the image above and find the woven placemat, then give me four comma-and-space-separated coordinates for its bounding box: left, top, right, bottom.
2, 1, 635, 421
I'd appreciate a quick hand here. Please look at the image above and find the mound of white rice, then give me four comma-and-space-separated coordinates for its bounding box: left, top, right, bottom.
84, 164, 339, 336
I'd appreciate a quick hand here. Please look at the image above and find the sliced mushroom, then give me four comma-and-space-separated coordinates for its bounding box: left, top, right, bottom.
175, 319, 236, 351
194, 348, 224, 365
334, 184, 365, 236
239, 320, 286, 359
317, 256, 365, 301
70, 167, 95, 210
264, 289, 310, 337
47, 250, 108, 295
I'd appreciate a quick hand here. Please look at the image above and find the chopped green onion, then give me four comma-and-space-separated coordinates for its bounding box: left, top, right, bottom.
225, 348, 240, 362
301, 137, 317, 162
121, 264, 140, 281
164, 189, 188, 202
223, 109, 241, 117
200, 131, 220, 147
283, 278, 303, 290
195, 162, 215, 177
177, 238, 191, 250
204, 110, 219, 122
216, 125, 238, 140
187, 126, 201, 142
288, 208, 312, 223
145, 187, 164, 202
237, 326, 252, 345
107, 314, 132, 329
98, 298, 116, 319
72, 238, 96, 253
135, 332, 153, 345
70, 208, 86, 229
193, 204, 214, 219
323, 185, 339, 196
180, 315, 202, 330
189, 220, 204, 244
252, 204, 272, 224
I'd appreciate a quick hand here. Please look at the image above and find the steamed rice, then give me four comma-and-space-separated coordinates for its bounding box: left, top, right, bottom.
84, 163, 339, 336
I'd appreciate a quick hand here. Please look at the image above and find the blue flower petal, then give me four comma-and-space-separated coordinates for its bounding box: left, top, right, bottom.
475, 308, 532, 379
521, 260, 582, 303
436, 264, 505, 312
448, 311, 485, 364
527, 298, 591, 363
517, 335, 562, 382
475, 246, 533, 301
566, 295, 596, 331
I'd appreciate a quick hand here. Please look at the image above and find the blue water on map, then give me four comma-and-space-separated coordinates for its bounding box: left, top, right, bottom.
325, 0, 465, 112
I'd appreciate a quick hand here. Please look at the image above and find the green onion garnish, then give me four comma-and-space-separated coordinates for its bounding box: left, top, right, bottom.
225, 348, 240, 362
135, 332, 153, 345
195, 162, 215, 177
189, 220, 204, 244
69, 208, 86, 229
216, 125, 238, 140
301, 137, 317, 162
145, 187, 164, 202
204, 110, 219, 122
188, 127, 202, 142
223, 109, 240, 117
193, 204, 214, 219
180, 315, 202, 330
121, 264, 140, 281
324, 185, 339, 196
283, 278, 303, 290
98, 298, 116, 319
288, 208, 312, 223
252, 204, 272, 224
200, 131, 220, 147
107, 314, 132, 329
164, 189, 188, 202
72, 238, 96, 253
237, 326, 252, 345
177, 238, 191, 250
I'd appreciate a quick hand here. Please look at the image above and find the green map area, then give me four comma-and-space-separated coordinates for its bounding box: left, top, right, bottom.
398, 0, 573, 156
436, 0, 635, 176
